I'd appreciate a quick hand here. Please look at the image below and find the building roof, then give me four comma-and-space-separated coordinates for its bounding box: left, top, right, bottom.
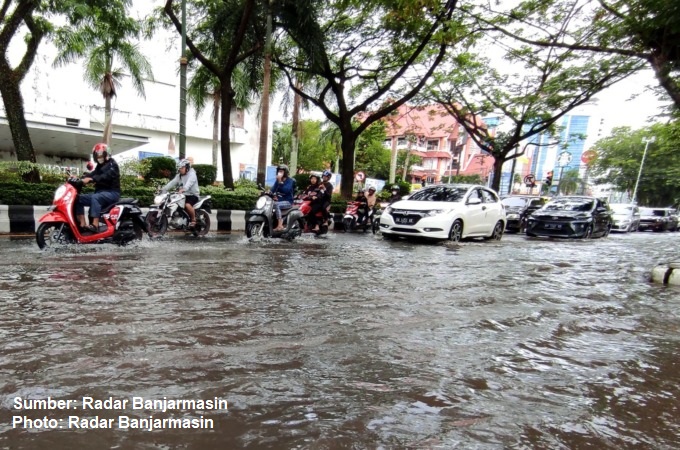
383, 104, 487, 141
0, 118, 148, 160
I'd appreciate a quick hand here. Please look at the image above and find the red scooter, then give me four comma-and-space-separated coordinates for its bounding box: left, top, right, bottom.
36, 178, 147, 249
342, 201, 369, 232
295, 196, 332, 235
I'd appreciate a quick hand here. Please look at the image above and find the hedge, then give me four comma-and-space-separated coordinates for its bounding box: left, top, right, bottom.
145, 156, 177, 180
193, 164, 217, 186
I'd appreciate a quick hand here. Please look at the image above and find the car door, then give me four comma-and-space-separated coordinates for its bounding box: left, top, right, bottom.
464, 188, 486, 235
594, 199, 610, 234
481, 188, 501, 233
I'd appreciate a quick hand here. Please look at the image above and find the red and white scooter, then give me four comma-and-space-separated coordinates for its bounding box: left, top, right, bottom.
35, 177, 147, 249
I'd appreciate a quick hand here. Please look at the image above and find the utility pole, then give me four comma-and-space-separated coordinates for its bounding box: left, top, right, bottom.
179, 0, 187, 159
631, 136, 656, 203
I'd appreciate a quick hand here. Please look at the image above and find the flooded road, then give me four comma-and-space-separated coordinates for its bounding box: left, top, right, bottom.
1, 231, 679, 449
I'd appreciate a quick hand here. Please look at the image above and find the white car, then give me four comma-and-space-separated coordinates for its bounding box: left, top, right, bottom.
379, 184, 506, 241
609, 203, 640, 232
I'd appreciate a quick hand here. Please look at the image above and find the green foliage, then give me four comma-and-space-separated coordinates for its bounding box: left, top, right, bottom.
557, 168, 583, 195
273, 120, 336, 173
441, 174, 484, 184
193, 164, 217, 186
355, 121, 391, 179
0, 183, 57, 206
590, 122, 680, 207
200, 185, 259, 210
293, 174, 310, 193
233, 177, 260, 192
145, 157, 177, 180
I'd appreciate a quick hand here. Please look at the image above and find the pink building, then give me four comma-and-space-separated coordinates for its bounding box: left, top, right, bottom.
383, 104, 494, 183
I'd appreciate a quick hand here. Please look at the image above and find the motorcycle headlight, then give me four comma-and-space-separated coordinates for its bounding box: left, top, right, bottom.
256, 196, 268, 209
154, 194, 167, 205
53, 185, 67, 202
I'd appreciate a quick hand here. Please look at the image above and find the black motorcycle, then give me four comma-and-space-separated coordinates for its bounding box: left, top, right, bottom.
246, 191, 304, 240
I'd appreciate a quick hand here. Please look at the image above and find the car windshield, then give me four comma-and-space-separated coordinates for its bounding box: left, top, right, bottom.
543, 198, 594, 212
407, 186, 468, 202
502, 197, 527, 207
640, 208, 666, 216
611, 205, 633, 214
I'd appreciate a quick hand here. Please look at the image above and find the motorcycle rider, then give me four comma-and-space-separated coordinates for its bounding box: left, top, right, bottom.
76, 143, 121, 232
301, 174, 324, 231
162, 159, 200, 228
366, 186, 378, 224
388, 185, 402, 204
354, 189, 370, 226
271, 164, 295, 231
320, 170, 334, 226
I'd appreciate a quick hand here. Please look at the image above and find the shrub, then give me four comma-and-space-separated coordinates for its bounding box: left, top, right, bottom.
194, 164, 217, 186
145, 157, 177, 180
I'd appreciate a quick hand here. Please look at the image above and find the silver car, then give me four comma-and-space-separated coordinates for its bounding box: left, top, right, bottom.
609, 203, 640, 233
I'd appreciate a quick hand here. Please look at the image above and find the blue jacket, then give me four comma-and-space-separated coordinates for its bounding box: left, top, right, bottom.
271, 177, 295, 203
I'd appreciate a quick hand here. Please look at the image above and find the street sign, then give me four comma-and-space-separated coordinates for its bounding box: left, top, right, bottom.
523, 174, 535, 184
581, 150, 597, 164
557, 151, 572, 167
355, 171, 365, 182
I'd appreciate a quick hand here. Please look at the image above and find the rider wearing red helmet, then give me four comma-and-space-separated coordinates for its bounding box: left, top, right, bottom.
76, 143, 121, 232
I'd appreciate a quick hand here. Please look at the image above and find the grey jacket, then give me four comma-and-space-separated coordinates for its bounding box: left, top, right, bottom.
162, 168, 200, 196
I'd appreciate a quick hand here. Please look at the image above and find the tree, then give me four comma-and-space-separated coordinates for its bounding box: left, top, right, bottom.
590, 123, 680, 206
425, 2, 640, 193
53, 0, 153, 144
275, 0, 457, 198
0, 1, 49, 182
164, 0, 265, 189
272, 119, 334, 172
557, 168, 582, 195
494, 0, 680, 110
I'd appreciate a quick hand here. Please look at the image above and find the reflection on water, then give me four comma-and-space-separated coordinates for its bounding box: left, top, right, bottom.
0, 232, 679, 449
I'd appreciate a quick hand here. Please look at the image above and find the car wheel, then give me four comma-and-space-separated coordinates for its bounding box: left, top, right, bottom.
582, 224, 593, 239
603, 224, 611, 238
449, 220, 463, 242
486, 220, 504, 241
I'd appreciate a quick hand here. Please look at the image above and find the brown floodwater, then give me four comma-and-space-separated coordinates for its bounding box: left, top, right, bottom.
0, 231, 679, 449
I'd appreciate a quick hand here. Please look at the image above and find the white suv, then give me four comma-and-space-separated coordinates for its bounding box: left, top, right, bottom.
379, 184, 506, 241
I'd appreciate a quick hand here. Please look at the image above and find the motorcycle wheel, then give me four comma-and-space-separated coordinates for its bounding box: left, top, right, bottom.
286, 218, 304, 240
145, 211, 168, 238
343, 217, 353, 232
36, 222, 74, 250
246, 222, 267, 239
372, 218, 380, 234
193, 210, 211, 237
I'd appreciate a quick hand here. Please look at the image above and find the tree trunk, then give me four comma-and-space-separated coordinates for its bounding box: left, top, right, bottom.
256, 2, 273, 185
649, 52, 680, 110
389, 138, 397, 183
339, 127, 357, 199
0, 64, 39, 182
490, 156, 504, 193
212, 91, 220, 167
290, 79, 301, 174
220, 81, 235, 189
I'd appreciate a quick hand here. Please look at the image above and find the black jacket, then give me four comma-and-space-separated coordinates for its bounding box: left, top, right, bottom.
91, 158, 121, 193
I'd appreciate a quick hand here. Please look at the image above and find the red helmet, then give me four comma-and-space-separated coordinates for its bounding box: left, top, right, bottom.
92, 143, 109, 161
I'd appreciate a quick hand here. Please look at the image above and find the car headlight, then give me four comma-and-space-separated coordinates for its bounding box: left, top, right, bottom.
385, 206, 393, 214
425, 209, 450, 217
507, 213, 520, 220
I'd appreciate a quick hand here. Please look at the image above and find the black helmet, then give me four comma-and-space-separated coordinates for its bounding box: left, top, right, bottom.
309, 173, 319, 183
368, 186, 376, 192
277, 164, 290, 177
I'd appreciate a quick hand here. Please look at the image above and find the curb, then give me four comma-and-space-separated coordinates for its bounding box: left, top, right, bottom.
0, 205, 246, 234
0, 205, 347, 235
651, 262, 680, 286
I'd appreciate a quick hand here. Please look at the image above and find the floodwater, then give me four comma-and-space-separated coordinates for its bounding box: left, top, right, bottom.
0, 231, 679, 449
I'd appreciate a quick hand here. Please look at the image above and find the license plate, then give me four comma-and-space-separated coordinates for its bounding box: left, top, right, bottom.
544, 223, 562, 229
395, 217, 415, 224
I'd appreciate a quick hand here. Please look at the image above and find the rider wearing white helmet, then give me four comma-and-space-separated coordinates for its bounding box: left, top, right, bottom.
162, 159, 200, 227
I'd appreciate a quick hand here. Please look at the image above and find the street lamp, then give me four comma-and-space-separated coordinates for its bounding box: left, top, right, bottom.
631, 136, 656, 204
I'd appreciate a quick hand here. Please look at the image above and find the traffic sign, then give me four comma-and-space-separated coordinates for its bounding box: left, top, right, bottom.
355, 171, 365, 182
581, 150, 597, 164
557, 151, 572, 167
523, 174, 535, 184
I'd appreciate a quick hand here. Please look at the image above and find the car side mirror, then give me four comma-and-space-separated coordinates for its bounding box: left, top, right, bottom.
467, 198, 482, 205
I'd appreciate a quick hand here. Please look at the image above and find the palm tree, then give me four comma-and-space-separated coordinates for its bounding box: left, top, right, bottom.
558, 168, 583, 195
53, 0, 153, 144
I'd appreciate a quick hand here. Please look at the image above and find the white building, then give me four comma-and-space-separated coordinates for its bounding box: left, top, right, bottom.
0, 2, 270, 181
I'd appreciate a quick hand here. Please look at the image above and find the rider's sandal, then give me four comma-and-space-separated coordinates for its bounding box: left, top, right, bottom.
189, 221, 197, 228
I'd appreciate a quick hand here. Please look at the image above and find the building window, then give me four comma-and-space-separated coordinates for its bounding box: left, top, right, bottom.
65, 118, 80, 127
427, 140, 439, 151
